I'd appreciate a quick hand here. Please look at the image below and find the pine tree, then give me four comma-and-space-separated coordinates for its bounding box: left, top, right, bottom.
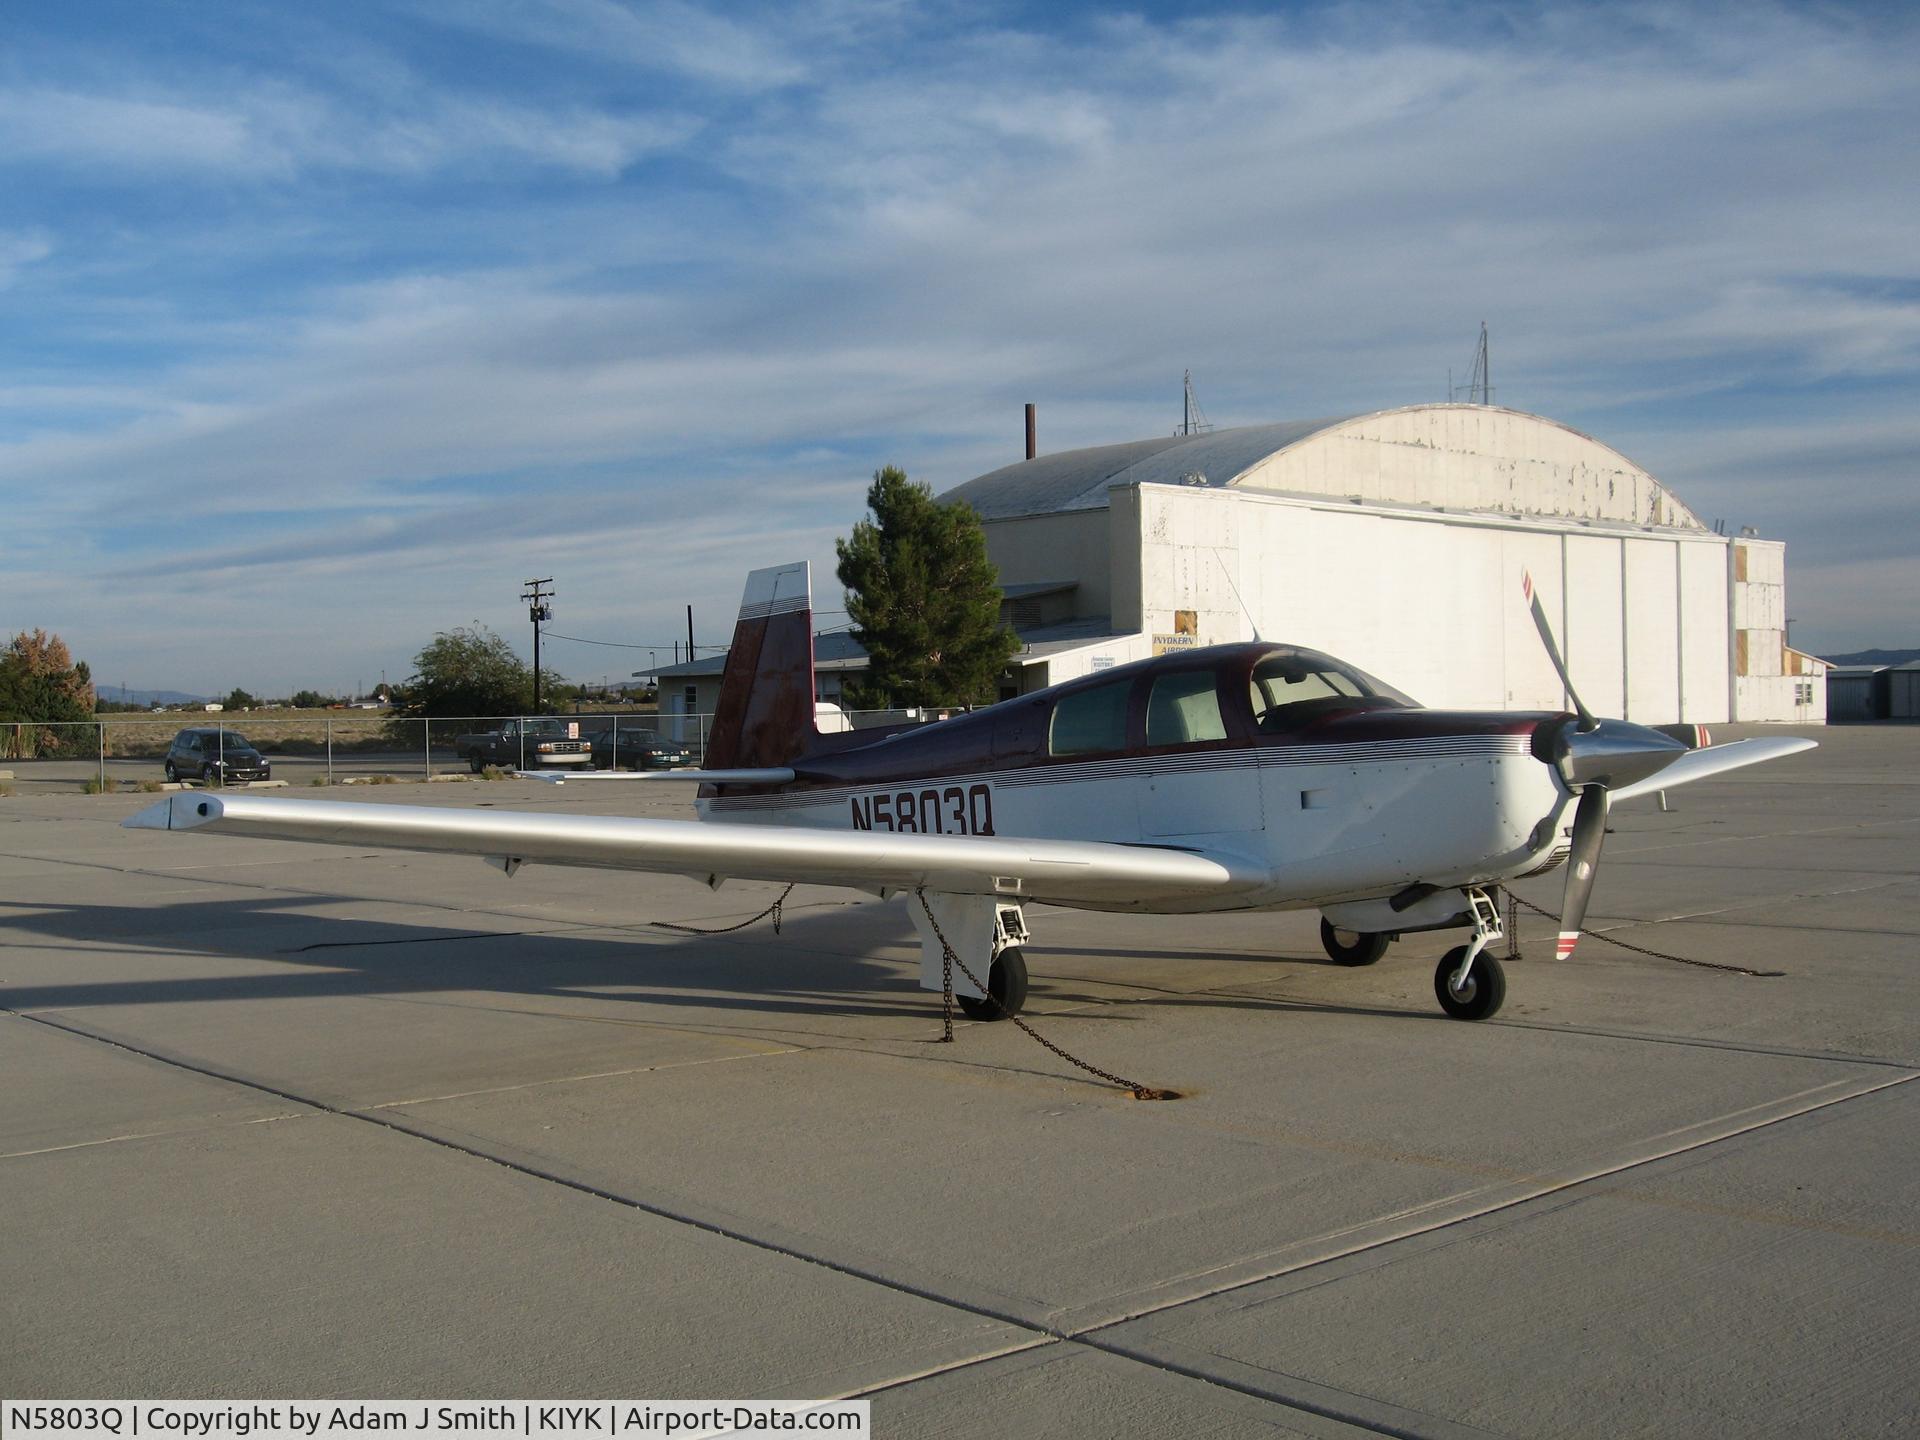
835, 466, 1017, 708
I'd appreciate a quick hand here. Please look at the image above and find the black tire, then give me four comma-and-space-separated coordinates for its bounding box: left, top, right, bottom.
958, 945, 1030, 1021
1434, 947, 1506, 1021
1321, 917, 1390, 967
164, 761, 177, 782
468, 751, 485, 774
200, 763, 218, 787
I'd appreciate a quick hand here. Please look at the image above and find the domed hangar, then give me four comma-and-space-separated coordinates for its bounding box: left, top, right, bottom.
943, 403, 1823, 723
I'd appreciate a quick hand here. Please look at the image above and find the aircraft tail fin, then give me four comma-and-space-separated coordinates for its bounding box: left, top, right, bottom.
703, 561, 817, 770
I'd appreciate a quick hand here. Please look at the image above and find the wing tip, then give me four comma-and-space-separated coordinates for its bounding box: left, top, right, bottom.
122, 793, 222, 831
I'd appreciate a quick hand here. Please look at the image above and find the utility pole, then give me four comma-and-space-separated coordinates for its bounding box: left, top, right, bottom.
522, 578, 554, 714
686, 605, 695, 663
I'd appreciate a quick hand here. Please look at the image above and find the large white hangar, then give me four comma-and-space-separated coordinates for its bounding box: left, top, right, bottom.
944, 403, 1825, 724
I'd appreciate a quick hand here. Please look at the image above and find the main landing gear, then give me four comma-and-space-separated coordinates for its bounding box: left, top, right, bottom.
910, 894, 1033, 1021
958, 944, 1029, 1022
1319, 917, 1390, 967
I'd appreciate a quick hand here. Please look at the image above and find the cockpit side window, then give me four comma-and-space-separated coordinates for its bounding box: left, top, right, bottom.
1146, 670, 1227, 747
1048, 679, 1133, 757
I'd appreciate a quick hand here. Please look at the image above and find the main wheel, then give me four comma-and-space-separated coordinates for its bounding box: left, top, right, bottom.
958, 945, 1030, 1021
1320, 917, 1389, 967
1434, 947, 1506, 1021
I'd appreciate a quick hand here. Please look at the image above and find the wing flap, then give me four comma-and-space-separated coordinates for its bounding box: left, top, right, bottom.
123, 793, 1264, 906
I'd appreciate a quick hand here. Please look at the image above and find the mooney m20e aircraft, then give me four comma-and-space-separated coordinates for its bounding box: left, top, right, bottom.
127, 562, 1814, 1023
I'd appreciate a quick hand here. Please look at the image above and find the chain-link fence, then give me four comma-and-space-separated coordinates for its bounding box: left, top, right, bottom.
0, 705, 952, 794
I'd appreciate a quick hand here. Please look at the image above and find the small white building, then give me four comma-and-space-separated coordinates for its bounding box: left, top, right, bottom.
944, 403, 1824, 724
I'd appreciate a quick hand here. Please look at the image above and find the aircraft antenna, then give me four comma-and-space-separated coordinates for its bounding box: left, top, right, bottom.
1178, 370, 1214, 436
1212, 550, 1261, 642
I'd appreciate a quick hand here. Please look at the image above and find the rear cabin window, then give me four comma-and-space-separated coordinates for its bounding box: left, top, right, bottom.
1049, 679, 1132, 756
1146, 670, 1227, 746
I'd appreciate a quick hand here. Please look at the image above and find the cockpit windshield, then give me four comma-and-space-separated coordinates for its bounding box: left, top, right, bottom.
1248, 649, 1414, 732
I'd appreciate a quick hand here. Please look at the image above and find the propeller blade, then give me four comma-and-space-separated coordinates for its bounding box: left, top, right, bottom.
1522, 572, 1597, 732
1556, 785, 1610, 959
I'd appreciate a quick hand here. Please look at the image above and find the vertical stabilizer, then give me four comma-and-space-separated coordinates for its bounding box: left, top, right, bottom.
704, 561, 817, 769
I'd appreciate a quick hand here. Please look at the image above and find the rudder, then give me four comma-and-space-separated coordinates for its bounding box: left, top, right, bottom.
704, 561, 817, 769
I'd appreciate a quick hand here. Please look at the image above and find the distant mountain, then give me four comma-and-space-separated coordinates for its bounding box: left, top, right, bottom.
1818, 649, 1920, 668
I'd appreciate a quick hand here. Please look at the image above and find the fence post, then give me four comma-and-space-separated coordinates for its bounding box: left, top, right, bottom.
519, 719, 526, 773
610, 714, 618, 772
423, 719, 431, 779
326, 717, 333, 786
98, 721, 106, 792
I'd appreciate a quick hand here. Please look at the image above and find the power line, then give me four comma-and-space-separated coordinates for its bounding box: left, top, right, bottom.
545, 632, 728, 651
541, 610, 851, 652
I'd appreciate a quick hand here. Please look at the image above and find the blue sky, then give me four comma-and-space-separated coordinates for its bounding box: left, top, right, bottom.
3, 0, 1916, 696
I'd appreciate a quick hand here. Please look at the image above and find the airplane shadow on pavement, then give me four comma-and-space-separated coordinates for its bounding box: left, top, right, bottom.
0, 891, 1446, 1030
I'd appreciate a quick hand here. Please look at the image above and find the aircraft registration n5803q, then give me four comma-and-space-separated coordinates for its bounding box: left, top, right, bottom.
126, 561, 1814, 1023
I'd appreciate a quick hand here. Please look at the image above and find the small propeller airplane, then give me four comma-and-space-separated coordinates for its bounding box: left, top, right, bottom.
127, 561, 1814, 1023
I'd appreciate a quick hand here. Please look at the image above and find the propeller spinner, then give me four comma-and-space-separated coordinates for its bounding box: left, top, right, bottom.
1523, 573, 1688, 958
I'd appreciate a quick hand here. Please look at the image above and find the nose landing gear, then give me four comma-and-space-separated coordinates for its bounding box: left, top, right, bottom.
1433, 887, 1507, 1021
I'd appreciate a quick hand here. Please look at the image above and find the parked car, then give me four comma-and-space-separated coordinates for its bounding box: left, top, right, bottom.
589, 727, 691, 771
164, 728, 271, 785
454, 718, 592, 772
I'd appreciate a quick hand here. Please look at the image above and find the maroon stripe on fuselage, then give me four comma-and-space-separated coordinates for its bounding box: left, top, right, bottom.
731, 708, 1558, 795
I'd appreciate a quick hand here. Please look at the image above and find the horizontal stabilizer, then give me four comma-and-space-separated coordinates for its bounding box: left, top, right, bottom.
1610, 736, 1816, 803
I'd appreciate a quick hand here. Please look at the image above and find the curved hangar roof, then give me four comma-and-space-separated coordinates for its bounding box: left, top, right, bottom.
942, 403, 1705, 531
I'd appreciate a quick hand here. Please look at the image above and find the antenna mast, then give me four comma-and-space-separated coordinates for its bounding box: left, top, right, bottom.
1451, 322, 1494, 406
1178, 369, 1215, 436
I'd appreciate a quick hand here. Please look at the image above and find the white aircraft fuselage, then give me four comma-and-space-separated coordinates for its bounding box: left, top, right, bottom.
696, 645, 1572, 919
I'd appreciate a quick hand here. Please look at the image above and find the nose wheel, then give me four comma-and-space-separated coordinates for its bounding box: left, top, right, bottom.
1435, 947, 1506, 1020
1431, 887, 1508, 1021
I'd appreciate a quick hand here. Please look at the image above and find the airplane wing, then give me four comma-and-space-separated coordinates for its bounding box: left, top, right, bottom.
1612, 736, 1817, 804
123, 793, 1266, 907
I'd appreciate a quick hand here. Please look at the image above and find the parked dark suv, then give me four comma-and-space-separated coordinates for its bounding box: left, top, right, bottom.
589, 727, 691, 771
164, 728, 272, 785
